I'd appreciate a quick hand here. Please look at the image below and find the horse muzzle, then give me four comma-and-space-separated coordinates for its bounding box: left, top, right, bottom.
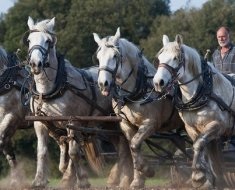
98, 81, 111, 96
29, 61, 44, 75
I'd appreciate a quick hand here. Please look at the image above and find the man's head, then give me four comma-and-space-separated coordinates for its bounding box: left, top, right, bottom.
217, 26, 231, 47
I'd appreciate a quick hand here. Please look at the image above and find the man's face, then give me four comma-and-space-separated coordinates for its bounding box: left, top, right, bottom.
217, 29, 230, 47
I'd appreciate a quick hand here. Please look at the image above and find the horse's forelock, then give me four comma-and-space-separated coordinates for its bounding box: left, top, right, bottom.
33, 19, 55, 34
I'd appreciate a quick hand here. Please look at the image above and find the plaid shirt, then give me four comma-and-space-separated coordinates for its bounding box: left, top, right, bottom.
212, 43, 235, 74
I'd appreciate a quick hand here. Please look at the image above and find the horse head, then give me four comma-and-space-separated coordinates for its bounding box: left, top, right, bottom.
27, 16, 57, 75
93, 28, 122, 96
153, 34, 185, 93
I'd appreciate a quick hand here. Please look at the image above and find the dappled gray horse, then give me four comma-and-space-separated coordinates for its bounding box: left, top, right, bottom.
26, 16, 133, 189
0, 46, 75, 188
93, 28, 185, 189
153, 34, 235, 189
0, 47, 31, 187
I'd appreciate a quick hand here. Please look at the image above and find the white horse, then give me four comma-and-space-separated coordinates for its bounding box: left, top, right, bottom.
153, 34, 235, 189
0, 47, 32, 187
26, 16, 133, 189
0, 46, 81, 189
93, 28, 185, 188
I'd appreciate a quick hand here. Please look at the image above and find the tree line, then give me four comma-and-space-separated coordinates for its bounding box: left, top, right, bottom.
0, 0, 234, 178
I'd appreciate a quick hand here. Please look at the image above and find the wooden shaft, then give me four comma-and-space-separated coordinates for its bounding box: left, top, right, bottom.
25, 115, 122, 122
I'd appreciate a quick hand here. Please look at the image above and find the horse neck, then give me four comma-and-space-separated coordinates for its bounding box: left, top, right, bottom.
178, 53, 202, 102
116, 42, 155, 92
34, 48, 58, 94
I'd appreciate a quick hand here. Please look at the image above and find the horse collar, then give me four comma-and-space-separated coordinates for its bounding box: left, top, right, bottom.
0, 53, 22, 95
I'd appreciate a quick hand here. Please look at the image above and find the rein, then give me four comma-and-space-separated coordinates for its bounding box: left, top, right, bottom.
0, 53, 22, 95
31, 53, 67, 99
173, 58, 213, 111
31, 53, 109, 116
112, 50, 153, 104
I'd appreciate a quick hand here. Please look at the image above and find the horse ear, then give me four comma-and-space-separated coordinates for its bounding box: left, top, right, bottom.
162, 35, 169, 46
93, 33, 101, 46
47, 17, 55, 32
113, 27, 120, 44
175, 34, 183, 45
27, 16, 34, 30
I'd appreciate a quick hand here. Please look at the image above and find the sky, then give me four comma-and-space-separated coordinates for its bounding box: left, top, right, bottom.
0, 0, 208, 14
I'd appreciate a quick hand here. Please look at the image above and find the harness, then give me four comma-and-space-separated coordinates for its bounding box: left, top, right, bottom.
112, 51, 152, 104
30, 53, 109, 116
158, 47, 235, 116
174, 59, 213, 111
96, 40, 154, 105
0, 53, 23, 95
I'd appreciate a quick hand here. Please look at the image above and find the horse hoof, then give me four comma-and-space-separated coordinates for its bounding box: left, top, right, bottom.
192, 171, 208, 189
192, 179, 214, 190
119, 176, 131, 189
31, 179, 48, 188
78, 180, 91, 189
143, 166, 155, 177
130, 179, 145, 189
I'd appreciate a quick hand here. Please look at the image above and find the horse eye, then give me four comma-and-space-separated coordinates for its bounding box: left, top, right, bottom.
46, 39, 51, 44
173, 57, 177, 61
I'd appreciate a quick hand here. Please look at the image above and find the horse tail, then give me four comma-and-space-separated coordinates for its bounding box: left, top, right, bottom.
83, 136, 105, 175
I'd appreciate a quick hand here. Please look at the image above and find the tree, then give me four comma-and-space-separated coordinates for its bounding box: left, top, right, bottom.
0, 0, 170, 67
141, 0, 235, 61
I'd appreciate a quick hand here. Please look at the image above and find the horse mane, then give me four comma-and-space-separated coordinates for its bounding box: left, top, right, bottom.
182, 44, 202, 77
32, 19, 55, 34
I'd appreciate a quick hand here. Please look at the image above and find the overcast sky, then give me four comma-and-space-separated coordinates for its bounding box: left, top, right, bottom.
0, 0, 208, 14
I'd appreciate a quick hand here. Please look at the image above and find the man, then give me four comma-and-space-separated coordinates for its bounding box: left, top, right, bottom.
213, 26, 235, 156
212, 26, 235, 74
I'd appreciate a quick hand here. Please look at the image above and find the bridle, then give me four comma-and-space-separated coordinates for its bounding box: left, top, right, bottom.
97, 42, 122, 79
27, 29, 55, 68
157, 47, 185, 82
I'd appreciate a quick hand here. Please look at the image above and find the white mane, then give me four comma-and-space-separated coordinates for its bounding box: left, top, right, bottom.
182, 44, 202, 76
31, 19, 55, 34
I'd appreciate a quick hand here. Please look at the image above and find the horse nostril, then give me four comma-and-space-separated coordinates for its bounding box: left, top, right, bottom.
104, 80, 109, 87
159, 79, 165, 87
38, 61, 42, 67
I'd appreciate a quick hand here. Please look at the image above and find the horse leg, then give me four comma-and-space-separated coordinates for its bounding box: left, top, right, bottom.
118, 121, 145, 189
32, 122, 49, 187
60, 158, 77, 189
68, 130, 90, 188
107, 134, 133, 188
129, 124, 155, 188
0, 117, 22, 187
207, 139, 225, 188
192, 121, 222, 189
3, 140, 22, 188
58, 141, 69, 173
